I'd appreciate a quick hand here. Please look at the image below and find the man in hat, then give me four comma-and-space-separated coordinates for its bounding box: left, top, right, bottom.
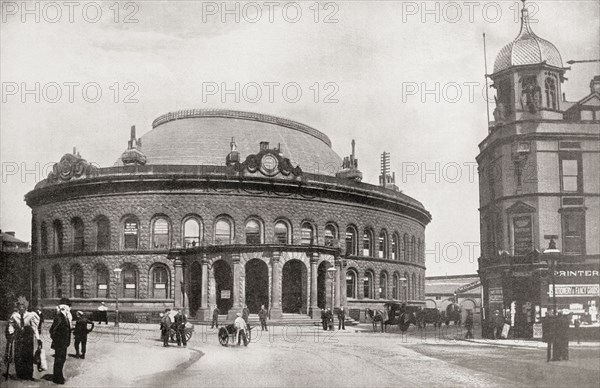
160, 309, 172, 347
97, 302, 108, 325
50, 298, 72, 384
258, 305, 268, 331
242, 304, 250, 324
73, 311, 94, 359
174, 310, 187, 347
8, 300, 42, 380
338, 307, 346, 330
234, 312, 248, 346
211, 305, 220, 329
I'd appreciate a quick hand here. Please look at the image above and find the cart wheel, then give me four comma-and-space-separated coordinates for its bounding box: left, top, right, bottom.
246, 327, 252, 343
218, 327, 229, 347
185, 330, 193, 342
169, 329, 177, 342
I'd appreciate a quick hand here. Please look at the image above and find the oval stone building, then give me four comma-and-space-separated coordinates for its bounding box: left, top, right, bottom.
26, 109, 431, 322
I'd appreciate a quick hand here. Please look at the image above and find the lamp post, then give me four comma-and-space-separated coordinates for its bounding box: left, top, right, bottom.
543, 235, 560, 314
327, 267, 337, 314
113, 268, 122, 327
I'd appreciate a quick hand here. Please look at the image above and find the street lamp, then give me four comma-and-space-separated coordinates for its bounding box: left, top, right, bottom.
327, 267, 337, 314
113, 268, 122, 327
543, 235, 560, 314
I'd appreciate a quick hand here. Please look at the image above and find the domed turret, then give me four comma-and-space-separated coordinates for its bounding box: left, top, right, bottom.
493, 2, 563, 73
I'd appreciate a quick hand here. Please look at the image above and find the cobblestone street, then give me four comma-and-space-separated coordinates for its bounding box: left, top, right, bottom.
2, 323, 598, 387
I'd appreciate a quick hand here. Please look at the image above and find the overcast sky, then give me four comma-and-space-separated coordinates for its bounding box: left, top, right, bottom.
1, 0, 598, 276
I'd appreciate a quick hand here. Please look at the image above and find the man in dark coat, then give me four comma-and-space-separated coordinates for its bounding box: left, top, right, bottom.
321, 309, 328, 330
73, 311, 94, 359
258, 305, 268, 331
242, 305, 250, 324
465, 311, 474, 339
337, 307, 346, 330
542, 312, 555, 362
160, 309, 172, 347
211, 305, 220, 329
174, 311, 187, 347
50, 298, 72, 385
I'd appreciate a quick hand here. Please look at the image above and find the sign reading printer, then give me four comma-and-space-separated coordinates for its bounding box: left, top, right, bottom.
548, 284, 600, 297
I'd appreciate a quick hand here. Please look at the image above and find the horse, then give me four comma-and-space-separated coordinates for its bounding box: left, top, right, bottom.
416, 308, 442, 329
445, 303, 462, 326
366, 308, 390, 332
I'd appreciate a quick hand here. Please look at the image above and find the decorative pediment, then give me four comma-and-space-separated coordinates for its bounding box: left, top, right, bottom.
226, 141, 302, 179
47, 151, 99, 184
506, 201, 536, 214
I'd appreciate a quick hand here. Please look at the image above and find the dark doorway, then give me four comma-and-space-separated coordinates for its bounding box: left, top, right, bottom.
214, 260, 233, 313
245, 259, 269, 314
317, 261, 333, 310
282, 259, 307, 314
190, 261, 202, 317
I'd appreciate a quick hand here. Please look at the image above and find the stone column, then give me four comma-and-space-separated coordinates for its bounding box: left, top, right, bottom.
198, 253, 210, 321
174, 257, 183, 310
228, 253, 242, 320
183, 259, 191, 316
334, 258, 341, 310
270, 251, 282, 319
309, 253, 319, 319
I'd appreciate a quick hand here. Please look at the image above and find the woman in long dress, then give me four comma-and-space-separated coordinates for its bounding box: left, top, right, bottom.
8, 302, 41, 380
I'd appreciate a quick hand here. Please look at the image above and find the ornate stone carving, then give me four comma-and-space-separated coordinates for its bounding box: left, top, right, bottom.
47, 151, 99, 184
226, 141, 303, 179
520, 77, 541, 113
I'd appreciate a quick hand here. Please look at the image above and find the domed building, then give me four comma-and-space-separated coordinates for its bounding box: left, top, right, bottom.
26, 109, 431, 322
478, 1, 600, 337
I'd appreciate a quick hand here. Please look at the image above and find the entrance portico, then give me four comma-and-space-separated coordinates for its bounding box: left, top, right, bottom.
169, 245, 345, 321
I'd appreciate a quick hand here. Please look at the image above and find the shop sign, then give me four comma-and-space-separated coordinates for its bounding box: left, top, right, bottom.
489, 288, 503, 302
221, 290, 231, 299
532, 323, 543, 339
548, 284, 600, 297
555, 270, 599, 277
513, 216, 533, 256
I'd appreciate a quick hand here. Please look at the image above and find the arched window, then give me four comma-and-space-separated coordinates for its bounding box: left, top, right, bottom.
151, 264, 169, 298
324, 224, 337, 247
152, 217, 170, 249
412, 273, 417, 300
392, 273, 399, 300
40, 222, 48, 255
96, 216, 110, 251
411, 236, 416, 262
40, 269, 47, 299
346, 269, 357, 299
545, 76, 557, 110
71, 265, 84, 298
52, 264, 62, 298
72, 218, 84, 252
245, 219, 262, 244
274, 221, 290, 244
345, 226, 358, 256
123, 216, 139, 250
378, 230, 388, 259
95, 265, 109, 298
215, 218, 233, 244
417, 238, 422, 264
403, 234, 409, 261
379, 272, 388, 299
53, 220, 64, 253
301, 222, 314, 245
363, 271, 374, 299
183, 218, 201, 248
363, 229, 374, 257
392, 233, 400, 261
122, 265, 138, 298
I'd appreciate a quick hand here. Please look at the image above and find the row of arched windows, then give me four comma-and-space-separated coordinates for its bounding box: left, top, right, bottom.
38, 216, 423, 263
39, 263, 171, 299
346, 269, 424, 300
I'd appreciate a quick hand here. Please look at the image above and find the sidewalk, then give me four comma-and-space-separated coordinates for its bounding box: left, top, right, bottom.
459, 338, 600, 349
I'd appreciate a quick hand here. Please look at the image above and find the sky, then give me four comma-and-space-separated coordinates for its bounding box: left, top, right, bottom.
1, 0, 599, 276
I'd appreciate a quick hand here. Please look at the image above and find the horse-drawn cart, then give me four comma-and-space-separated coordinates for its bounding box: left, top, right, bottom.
218, 324, 252, 346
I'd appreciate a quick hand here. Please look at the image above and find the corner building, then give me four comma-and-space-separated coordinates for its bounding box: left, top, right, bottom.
477, 4, 600, 337
26, 109, 431, 322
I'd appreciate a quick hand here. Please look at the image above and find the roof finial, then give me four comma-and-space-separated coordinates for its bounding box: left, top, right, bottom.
518, 0, 533, 37
230, 137, 237, 152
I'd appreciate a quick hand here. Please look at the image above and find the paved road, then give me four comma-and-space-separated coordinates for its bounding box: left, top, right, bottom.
2, 324, 598, 387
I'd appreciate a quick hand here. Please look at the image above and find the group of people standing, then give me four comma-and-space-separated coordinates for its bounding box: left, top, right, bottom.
160, 309, 188, 347
321, 307, 346, 331
5, 297, 94, 385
